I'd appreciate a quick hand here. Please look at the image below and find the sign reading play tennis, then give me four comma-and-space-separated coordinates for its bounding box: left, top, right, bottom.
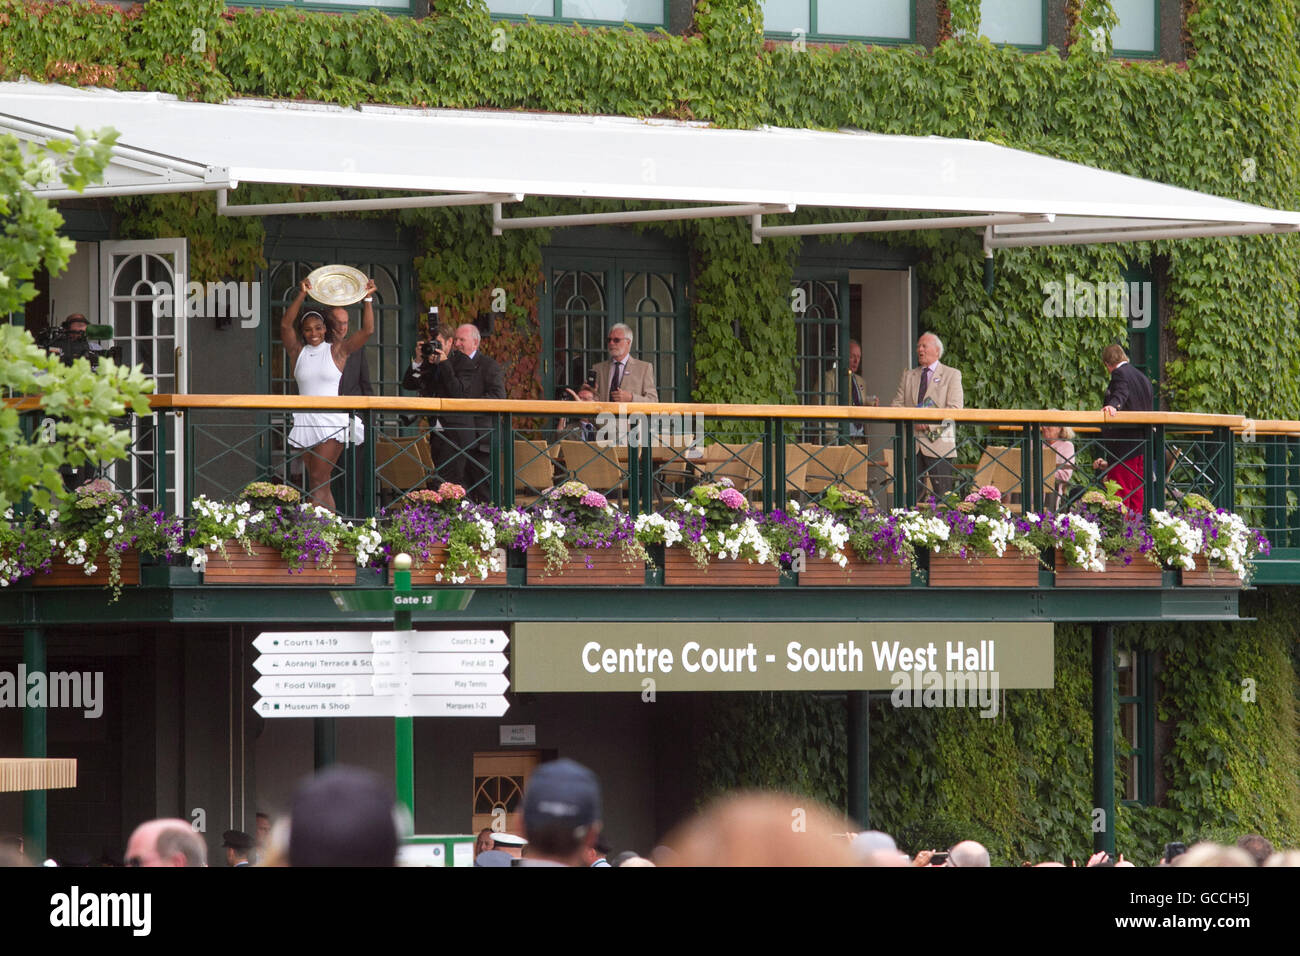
511, 622, 1053, 693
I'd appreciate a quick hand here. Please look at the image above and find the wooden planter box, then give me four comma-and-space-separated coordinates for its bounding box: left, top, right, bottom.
388, 545, 507, 586
927, 550, 1040, 588
1053, 550, 1163, 588
662, 547, 779, 586
36, 549, 140, 588
799, 553, 912, 587
1179, 554, 1243, 588
526, 546, 644, 585
202, 542, 356, 585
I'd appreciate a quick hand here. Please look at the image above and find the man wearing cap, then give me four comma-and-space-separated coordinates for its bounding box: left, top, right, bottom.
518, 758, 603, 867
223, 829, 256, 867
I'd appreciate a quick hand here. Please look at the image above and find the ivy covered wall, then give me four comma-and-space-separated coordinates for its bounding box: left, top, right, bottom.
4, 0, 1299, 847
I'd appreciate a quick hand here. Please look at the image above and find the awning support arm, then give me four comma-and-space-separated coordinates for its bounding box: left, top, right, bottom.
216, 189, 524, 217
492, 202, 796, 235
749, 211, 1054, 244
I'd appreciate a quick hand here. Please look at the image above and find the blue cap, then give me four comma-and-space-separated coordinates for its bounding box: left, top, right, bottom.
522, 759, 602, 837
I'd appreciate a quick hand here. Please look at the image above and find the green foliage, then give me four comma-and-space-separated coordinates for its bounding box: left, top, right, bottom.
0, 326, 154, 514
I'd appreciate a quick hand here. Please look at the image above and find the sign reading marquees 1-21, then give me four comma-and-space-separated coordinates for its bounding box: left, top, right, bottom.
251, 630, 509, 718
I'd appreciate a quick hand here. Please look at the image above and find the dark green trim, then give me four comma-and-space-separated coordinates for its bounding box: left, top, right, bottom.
847, 690, 869, 826
22, 626, 46, 864
1092, 623, 1115, 856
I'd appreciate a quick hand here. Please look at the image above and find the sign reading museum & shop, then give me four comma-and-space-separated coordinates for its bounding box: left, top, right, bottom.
512, 622, 1053, 693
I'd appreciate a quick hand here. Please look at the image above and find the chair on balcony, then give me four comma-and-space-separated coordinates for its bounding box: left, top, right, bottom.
375, 434, 431, 507
798, 442, 871, 499
559, 440, 627, 504
700, 441, 764, 502
783, 443, 814, 502
514, 439, 557, 506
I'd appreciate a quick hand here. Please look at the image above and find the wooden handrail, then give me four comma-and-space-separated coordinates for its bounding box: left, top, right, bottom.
0, 392, 1268, 428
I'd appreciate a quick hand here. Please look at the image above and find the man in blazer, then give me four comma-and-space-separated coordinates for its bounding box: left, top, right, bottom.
819, 339, 873, 442
592, 323, 658, 403
892, 332, 963, 498
1093, 343, 1154, 513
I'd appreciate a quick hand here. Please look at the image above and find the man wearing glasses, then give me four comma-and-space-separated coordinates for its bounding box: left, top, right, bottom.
592, 323, 658, 403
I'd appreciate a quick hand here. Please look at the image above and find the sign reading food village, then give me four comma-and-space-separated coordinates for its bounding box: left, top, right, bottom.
512, 622, 1052, 693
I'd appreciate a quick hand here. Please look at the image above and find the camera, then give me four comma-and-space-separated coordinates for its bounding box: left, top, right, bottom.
37, 327, 95, 368
421, 339, 441, 362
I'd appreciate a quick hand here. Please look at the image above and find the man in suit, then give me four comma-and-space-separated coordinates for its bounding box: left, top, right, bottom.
330, 306, 372, 515
892, 332, 963, 499
1093, 343, 1154, 513
592, 323, 658, 403
439, 323, 505, 502
820, 339, 874, 442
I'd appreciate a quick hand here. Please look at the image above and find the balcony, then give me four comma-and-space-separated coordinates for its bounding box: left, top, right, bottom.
4, 394, 1290, 625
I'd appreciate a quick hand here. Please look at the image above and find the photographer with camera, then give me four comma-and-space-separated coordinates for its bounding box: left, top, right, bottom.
402, 312, 507, 499
556, 375, 598, 442
41, 313, 97, 368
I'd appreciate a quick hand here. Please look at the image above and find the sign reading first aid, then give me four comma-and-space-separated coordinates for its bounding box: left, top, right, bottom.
512, 622, 1053, 692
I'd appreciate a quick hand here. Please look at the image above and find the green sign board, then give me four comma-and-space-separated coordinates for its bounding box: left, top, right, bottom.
329, 590, 474, 612
512, 622, 1053, 693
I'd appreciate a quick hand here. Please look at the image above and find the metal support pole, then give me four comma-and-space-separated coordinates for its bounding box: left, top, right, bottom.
393, 560, 415, 820
847, 691, 869, 828
313, 719, 336, 770
1091, 623, 1115, 857
22, 626, 46, 863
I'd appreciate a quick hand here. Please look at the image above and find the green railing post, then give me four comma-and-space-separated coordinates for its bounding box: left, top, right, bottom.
627, 438, 642, 517
1150, 425, 1165, 511
490, 415, 504, 506
362, 409, 376, 518
764, 418, 777, 512
1218, 425, 1234, 511
898, 420, 915, 508
1022, 423, 1037, 512
640, 431, 654, 516
22, 626, 46, 864
502, 413, 516, 507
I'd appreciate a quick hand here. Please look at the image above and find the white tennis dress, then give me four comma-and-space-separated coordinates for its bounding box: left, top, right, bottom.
289, 343, 350, 449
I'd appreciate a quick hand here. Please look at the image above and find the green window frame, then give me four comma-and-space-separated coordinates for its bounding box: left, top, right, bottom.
1117, 648, 1155, 806
1111, 0, 1160, 59
486, 0, 668, 29
229, 0, 417, 15
1123, 264, 1160, 403
541, 244, 690, 403
760, 0, 915, 44
978, 0, 1047, 51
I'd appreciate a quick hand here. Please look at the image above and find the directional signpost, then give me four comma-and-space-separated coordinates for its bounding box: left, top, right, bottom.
251, 555, 505, 818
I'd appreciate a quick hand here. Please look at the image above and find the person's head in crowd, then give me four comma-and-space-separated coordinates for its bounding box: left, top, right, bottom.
1102, 343, 1128, 371
1264, 851, 1300, 867
946, 840, 991, 868
63, 313, 88, 338
520, 758, 603, 866
489, 832, 527, 859
1236, 834, 1274, 866
1171, 842, 1256, 867
852, 830, 909, 867
125, 819, 207, 867
472, 849, 513, 867
474, 828, 495, 859
222, 829, 255, 867
848, 339, 862, 374
255, 812, 272, 849
583, 838, 612, 867
916, 332, 943, 366
663, 792, 859, 867
576, 382, 596, 401
453, 323, 481, 357
288, 765, 400, 867
1042, 423, 1075, 442
327, 306, 350, 340
606, 323, 633, 362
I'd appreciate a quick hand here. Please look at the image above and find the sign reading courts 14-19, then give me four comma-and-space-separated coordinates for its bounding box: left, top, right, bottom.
251, 631, 509, 718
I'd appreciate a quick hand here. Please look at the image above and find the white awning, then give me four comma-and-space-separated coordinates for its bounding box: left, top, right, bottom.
3, 81, 1297, 247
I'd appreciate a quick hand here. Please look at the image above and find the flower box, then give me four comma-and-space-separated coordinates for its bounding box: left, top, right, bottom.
798, 553, 912, 587
388, 545, 507, 586
1179, 554, 1243, 588
526, 546, 645, 585
927, 551, 1040, 588
662, 547, 778, 586
202, 542, 356, 585
1053, 550, 1163, 588
36, 549, 140, 588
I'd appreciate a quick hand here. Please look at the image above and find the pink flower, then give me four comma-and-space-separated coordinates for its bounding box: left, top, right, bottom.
977, 485, 1002, 501
580, 491, 608, 508
719, 488, 746, 509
